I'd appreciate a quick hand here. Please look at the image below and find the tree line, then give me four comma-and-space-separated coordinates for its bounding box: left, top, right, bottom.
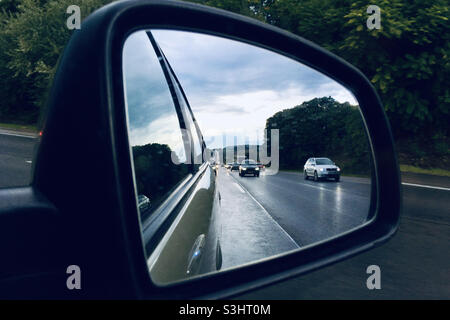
192, 0, 449, 168
265, 96, 371, 174
0, 0, 109, 124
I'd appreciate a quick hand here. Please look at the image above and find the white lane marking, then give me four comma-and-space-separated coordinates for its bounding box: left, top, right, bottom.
402, 182, 450, 191
281, 171, 448, 191
0, 131, 37, 139
234, 182, 246, 193
232, 176, 300, 248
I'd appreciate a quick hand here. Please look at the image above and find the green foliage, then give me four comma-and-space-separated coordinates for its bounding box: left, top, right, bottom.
340, 0, 450, 139
0, 0, 21, 13
0, 0, 110, 123
132, 143, 190, 208
190, 0, 268, 21
265, 97, 371, 174
256, 0, 449, 141
0, 0, 448, 165
189, 0, 449, 162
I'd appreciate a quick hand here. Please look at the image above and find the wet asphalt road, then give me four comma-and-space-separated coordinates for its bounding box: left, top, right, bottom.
236, 171, 450, 299
0, 131, 37, 188
1, 132, 449, 298
218, 169, 299, 269
223, 168, 371, 247
218, 167, 371, 269
217, 167, 449, 299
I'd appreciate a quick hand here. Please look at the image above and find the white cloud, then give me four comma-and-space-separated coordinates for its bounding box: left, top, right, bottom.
129, 114, 186, 162
129, 30, 360, 150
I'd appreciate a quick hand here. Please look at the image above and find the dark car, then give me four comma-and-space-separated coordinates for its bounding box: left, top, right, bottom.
239, 159, 260, 177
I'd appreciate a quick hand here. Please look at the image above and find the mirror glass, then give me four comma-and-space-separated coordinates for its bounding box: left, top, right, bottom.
122, 30, 373, 285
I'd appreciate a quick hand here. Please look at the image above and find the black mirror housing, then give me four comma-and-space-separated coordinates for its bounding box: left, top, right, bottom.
28, 0, 400, 299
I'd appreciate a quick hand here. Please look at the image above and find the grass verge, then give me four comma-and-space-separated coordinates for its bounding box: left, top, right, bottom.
0, 122, 37, 132
400, 164, 450, 177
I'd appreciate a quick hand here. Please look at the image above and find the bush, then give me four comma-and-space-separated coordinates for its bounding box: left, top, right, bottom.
265, 97, 371, 174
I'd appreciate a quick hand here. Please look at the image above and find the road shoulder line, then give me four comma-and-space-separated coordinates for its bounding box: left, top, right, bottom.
230, 173, 301, 248
402, 182, 450, 191
0, 130, 37, 139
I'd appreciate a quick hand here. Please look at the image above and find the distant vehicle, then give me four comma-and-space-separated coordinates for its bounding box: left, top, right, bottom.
137, 194, 151, 212
304, 157, 340, 182
239, 159, 260, 177
230, 162, 240, 171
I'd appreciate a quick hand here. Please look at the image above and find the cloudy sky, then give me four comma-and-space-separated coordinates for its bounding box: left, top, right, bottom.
124, 29, 358, 150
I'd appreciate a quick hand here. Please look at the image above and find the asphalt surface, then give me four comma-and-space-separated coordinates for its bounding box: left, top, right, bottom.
236, 171, 450, 299
1, 131, 449, 298
219, 170, 299, 269
223, 169, 371, 247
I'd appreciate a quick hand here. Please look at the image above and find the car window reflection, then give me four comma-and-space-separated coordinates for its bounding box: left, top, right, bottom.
123, 31, 191, 217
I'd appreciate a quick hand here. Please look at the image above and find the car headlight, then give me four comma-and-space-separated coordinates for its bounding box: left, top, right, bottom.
242, 167, 247, 170
255, 167, 259, 170
337, 167, 341, 172
319, 168, 325, 172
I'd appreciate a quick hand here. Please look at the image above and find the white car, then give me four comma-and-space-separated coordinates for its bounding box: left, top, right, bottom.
304, 157, 341, 182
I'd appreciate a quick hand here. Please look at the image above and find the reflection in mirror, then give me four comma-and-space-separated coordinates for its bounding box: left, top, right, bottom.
123, 31, 191, 221
123, 30, 373, 285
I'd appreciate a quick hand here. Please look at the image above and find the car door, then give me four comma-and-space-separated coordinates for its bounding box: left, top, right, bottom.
305, 159, 311, 175
124, 31, 221, 284
307, 159, 313, 175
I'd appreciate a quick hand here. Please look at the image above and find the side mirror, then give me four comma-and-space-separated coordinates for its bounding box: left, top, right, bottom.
9, 0, 400, 299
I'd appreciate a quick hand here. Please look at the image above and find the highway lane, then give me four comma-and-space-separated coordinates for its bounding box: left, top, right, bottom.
215, 167, 449, 299
218, 170, 299, 269
0, 131, 37, 188
236, 171, 450, 299
223, 168, 371, 246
